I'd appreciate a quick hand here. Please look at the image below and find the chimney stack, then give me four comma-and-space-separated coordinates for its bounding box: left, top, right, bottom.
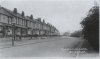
43, 19, 45, 23
13, 8, 17, 14
37, 18, 41, 22
21, 11, 25, 17
30, 14, 33, 19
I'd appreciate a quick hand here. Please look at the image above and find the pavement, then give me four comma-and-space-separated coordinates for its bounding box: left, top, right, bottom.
0, 36, 61, 49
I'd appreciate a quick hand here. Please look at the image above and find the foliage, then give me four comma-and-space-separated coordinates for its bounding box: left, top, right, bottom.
80, 4, 99, 52
70, 30, 82, 37
63, 32, 70, 36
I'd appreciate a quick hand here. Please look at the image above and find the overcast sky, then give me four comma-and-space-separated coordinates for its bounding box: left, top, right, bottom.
0, 0, 96, 34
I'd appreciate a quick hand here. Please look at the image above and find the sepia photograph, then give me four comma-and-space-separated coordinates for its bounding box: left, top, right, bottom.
0, 0, 99, 58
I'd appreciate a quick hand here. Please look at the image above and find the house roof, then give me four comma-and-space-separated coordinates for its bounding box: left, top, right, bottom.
0, 6, 40, 23
25, 16, 39, 23
2, 7, 26, 19
35, 18, 47, 25
0, 7, 13, 17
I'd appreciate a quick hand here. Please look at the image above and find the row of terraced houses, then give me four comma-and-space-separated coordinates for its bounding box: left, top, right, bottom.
0, 5, 59, 38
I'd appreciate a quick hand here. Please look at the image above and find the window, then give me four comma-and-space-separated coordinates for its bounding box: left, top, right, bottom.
27, 21, 30, 27
23, 20, 25, 26
23, 19, 25, 26
18, 18, 20, 25
0, 14, 1, 21
22, 19, 23, 25
21, 19, 24, 25
17, 18, 19, 24
31, 22, 33, 28
15, 18, 17, 24
20, 19, 22, 25
16, 18, 18, 24
26, 20, 27, 26
12, 17, 16, 24
8, 17, 12, 24
24, 20, 26, 26
0, 26, 3, 31
0, 15, 8, 23
8, 17, 10, 24
33, 22, 35, 28
22, 19, 24, 25
29, 21, 31, 27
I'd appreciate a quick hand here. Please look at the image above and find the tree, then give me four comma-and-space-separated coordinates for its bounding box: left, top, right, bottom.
80, 4, 99, 52
70, 30, 82, 37
63, 32, 70, 36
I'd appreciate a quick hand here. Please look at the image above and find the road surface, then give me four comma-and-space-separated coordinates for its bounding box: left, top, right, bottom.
0, 36, 98, 57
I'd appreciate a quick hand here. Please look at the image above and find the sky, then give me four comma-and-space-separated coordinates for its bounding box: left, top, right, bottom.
0, 0, 97, 34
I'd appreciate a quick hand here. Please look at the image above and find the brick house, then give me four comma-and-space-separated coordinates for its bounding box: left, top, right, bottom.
0, 5, 59, 38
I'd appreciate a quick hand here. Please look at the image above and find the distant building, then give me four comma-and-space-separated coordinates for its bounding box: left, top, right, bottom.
0, 5, 59, 37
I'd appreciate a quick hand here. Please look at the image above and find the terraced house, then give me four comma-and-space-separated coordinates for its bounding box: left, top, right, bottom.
0, 5, 59, 38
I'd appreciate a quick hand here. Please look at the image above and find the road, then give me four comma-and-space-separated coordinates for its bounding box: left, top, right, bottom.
0, 36, 98, 57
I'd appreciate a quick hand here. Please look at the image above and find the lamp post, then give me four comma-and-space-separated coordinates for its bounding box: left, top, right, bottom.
12, 23, 16, 46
